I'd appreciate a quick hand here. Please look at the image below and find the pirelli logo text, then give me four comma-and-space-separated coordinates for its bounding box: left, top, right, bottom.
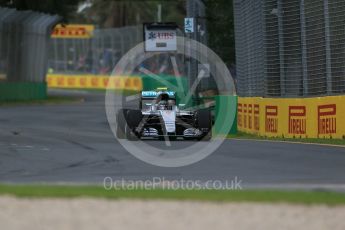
253, 104, 260, 131
237, 103, 243, 128
265, 106, 278, 133
243, 104, 247, 129
248, 104, 253, 129
238, 103, 260, 131
288, 106, 306, 135
318, 104, 336, 135
52, 27, 87, 36
46, 75, 143, 91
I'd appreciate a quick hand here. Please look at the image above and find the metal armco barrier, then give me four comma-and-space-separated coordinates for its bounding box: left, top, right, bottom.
238, 97, 345, 139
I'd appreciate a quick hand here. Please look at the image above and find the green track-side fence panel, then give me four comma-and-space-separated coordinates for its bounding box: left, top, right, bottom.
214, 95, 237, 135
0, 82, 47, 101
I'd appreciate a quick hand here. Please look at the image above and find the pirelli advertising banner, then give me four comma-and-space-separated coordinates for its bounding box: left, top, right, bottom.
238, 96, 344, 139
46, 74, 143, 91
51, 24, 94, 39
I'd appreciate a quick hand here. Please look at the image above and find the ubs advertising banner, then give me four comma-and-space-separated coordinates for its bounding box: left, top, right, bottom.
144, 30, 177, 52
143, 23, 178, 52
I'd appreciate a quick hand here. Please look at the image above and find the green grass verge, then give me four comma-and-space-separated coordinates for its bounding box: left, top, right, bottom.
0, 96, 84, 106
228, 131, 345, 146
0, 184, 345, 205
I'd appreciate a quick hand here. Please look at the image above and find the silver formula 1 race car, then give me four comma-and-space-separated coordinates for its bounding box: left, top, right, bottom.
116, 89, 212, 141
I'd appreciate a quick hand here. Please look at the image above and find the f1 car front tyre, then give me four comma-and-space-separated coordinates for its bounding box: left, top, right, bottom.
125, 123, 139, 141
116, 109, 127, 139
125, 110, 142, 141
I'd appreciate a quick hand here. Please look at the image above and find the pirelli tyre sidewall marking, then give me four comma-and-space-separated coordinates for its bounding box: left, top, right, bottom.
105, 36, 236, 167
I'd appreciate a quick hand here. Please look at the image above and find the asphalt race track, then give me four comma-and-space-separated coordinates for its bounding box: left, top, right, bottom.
0, 90, 344, 191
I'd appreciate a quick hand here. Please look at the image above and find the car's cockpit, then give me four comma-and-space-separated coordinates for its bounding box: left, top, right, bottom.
155, 93, 175, 111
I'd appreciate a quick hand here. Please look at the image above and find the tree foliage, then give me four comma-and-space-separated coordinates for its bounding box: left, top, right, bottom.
0, 0, 82, 22
74, 0, 186, 28
206, 0, 235, 65
0, 0, 235, 65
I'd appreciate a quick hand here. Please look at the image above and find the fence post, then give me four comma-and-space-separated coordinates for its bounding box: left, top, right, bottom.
323, 0, 332, 95
277, 0, 286, 97
300, 0, 308, 96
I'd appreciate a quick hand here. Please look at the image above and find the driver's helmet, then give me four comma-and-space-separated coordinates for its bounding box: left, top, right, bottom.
157, 93, 169, 105
156, 93, 172, 110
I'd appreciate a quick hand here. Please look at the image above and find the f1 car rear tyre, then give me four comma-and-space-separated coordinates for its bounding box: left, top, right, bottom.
123, 93, 141, 110
199, 131, 212, 141
196, 108, 212, 141
126, 110, 142, 128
